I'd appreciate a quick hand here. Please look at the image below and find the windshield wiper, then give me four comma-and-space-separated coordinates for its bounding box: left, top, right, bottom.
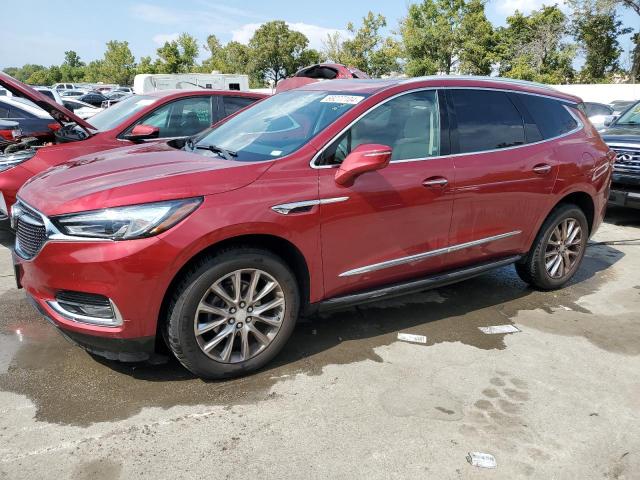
194, 144, 237, 161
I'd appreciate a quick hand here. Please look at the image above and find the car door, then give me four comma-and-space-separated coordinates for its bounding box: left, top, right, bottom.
443, 88, 562, 268
316, 89, 455, 298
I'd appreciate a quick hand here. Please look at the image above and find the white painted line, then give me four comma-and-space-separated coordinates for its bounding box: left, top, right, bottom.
467, 452, 497, 468
397, 333, 427, 344
478, 325, 520, 335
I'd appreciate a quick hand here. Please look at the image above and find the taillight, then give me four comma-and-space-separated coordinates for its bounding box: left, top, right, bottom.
0, 129, 13, 141
48, 123, 61, 131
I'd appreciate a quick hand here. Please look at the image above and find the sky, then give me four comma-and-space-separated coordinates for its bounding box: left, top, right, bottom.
0, 0, 637, 70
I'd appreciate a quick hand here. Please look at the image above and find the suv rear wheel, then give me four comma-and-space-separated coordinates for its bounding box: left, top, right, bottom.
166, 248, 300, 379
516, 204, 588, 290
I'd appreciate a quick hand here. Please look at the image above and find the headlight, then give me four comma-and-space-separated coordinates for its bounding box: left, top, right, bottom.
51, 197, 203, 240
0, 149, 37, 173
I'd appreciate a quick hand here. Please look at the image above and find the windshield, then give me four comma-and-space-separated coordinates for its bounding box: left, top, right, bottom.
88, 95, 157, 131
192, 90, 369, 162
616, 102, 640, 125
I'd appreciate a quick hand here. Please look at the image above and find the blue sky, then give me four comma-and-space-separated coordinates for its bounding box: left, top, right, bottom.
0, 0, 637, 70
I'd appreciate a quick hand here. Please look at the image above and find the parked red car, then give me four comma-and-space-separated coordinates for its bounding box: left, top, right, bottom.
276, 63, 369, 93
0, 72, 266, 219
13, 77, 613, 378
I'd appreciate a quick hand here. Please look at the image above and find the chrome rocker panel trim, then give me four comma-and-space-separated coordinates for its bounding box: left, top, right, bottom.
339, 230, 522, 277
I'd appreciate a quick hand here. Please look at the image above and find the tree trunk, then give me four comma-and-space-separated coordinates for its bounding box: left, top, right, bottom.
630, 33, 640, 83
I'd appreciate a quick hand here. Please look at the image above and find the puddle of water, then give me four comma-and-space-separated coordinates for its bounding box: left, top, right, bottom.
0, 242, 623, 426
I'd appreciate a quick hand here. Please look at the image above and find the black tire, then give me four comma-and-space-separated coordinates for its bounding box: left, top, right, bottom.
166, 247, 300, 379
516, 204, 588, 290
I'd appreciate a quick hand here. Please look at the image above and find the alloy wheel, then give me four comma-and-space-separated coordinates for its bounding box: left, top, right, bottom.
194, 268, 286, 363
544, 218, 583, 279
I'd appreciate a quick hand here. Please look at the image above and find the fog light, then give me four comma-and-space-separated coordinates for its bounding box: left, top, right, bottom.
48, 291, 122, 327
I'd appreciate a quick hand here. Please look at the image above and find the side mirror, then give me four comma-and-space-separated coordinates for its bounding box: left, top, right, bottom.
603, 115, 618, 127
334, 143, 392, 187
124, 124, 160, 142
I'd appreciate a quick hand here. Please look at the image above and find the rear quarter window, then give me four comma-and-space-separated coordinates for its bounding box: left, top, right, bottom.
518, 95, 579, 139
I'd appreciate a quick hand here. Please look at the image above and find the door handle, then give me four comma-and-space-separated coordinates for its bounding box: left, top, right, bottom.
532, 164, 552, 175
422, 177, 448, 188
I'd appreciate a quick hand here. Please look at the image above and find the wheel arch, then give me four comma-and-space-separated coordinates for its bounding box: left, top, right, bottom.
524, 189, 596, 254
555, 191, 595, 235
156, 233, 312, 347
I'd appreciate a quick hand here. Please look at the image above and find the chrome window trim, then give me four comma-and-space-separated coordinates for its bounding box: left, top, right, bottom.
339, 230, 522, 277
47, 299, 123, 327
310, 86, 584, 170
271, 196, 349, 215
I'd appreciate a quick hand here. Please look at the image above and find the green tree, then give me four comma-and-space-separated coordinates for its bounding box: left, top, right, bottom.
496, 6, 576, 84
322, 31, 348, 64
60, 50, 85, 82
156, 33, 199, 73
101, 40, 136, 85
136, 56, 157, 75
401, 0, 494, 76
3, 64, 47, 83
83, 60, 105, 82
570, 2, 631, 81
248, 21, 313, 85
458, 0, 496, 75
340, 12, 400, 76
578, 0, 640, 81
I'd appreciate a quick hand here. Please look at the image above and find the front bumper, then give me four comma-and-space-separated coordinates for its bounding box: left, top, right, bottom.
609, 188, 640, 209
27, 294, 155, 361
13, 232, 181, 354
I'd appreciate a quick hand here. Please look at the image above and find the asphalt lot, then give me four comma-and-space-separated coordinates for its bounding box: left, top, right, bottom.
0, 207, 639, 479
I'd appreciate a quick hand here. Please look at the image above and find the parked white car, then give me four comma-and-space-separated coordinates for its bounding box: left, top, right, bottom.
60, 98, 103, 119
52, 83, 80, 91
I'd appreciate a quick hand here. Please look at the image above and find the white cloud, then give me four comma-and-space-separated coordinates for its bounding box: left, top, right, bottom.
232, 22, 351, 50
152, 33, 180, 46
495, 0, 567, 15
130, 2, 259, 33
231, 23, 263, 44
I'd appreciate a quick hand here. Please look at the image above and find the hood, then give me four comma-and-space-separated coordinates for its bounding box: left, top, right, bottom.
0, 72, 95, 132
18, 142, 273, 216
600, 125, 640, 144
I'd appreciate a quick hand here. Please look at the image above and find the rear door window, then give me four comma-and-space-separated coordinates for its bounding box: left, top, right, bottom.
517, 94, 578, 139
449, 89, 525, 153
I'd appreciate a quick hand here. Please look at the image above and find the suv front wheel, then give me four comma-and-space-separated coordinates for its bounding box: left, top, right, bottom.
516, 204, 588, 290
166, 248, 300, 379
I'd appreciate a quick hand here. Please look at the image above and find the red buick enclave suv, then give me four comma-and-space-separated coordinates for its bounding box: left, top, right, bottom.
0, 72, 266, 220
12, 77, 613, 378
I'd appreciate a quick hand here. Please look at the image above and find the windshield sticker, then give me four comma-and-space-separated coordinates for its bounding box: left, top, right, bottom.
321, 95, 365, 105
136, 99, 155, 106
270, 150, 283, 156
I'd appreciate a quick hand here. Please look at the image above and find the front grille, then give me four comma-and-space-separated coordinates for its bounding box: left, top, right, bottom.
611, 146, 640, 174
15, 202, 48, 259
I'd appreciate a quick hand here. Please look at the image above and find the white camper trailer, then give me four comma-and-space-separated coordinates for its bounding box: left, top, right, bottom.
133, 73, 250, 95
